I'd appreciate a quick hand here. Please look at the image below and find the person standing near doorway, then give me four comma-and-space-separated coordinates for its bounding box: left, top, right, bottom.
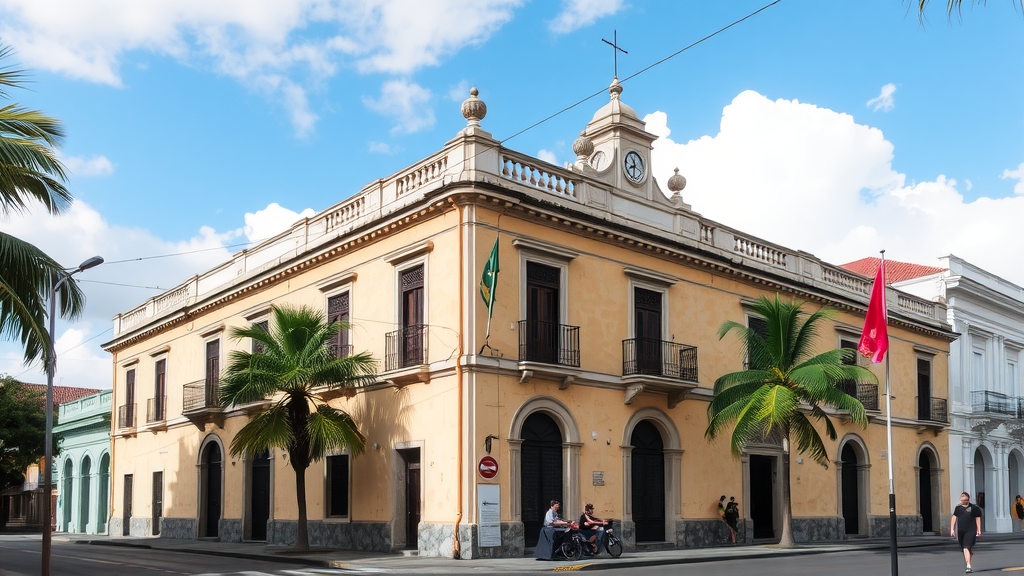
1014, 496, 1024, 532
725, 498, 740, 544
951, 491, 983, 573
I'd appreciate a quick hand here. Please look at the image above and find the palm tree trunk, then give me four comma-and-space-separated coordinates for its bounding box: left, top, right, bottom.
294, 464, 310, 551
778, 433, 795, 547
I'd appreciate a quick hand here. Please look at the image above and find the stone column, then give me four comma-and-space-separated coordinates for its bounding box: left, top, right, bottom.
507, 439, 522, 521
564, 442, 583, 519
664, 448, 683, 545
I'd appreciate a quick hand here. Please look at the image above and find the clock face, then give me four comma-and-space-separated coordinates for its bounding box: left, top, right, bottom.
590, 151, 607, 171
623, 150, 645, 183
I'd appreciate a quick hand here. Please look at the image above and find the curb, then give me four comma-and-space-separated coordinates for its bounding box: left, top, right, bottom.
76, 539, 332, 567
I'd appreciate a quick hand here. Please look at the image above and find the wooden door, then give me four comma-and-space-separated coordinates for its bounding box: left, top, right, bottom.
250, 452, 271, 541
521, 412, 563, 547
154, 360, 166, 418
152, 471, 163, 536
206, 341, 219, 407
917, 359, 931, 420
204, 444, 221, 538
125, 370, 135, 427
526, 262, 560, 363
631, 420, 665, 542
327, 293, 351, 358
122, 474, 133, 536
401, 267, 424, 367
634, 288, 662, 375
405, 462, 421, 548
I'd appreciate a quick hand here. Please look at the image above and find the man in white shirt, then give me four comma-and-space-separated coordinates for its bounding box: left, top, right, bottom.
544, 500, 569, 527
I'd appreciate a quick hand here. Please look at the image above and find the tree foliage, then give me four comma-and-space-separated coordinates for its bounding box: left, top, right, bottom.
0, 45, 85, 364
0, 375, 47, 487
219, 305, 377, 551
705, 295, 877, 547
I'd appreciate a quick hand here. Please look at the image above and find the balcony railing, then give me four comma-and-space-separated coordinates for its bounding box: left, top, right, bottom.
919, 397, 948, 423
837, 380, 879, 411
147, 396, 167, 423
183, 380, 220, 413
517, 320, 581, 367
622, 338, 698, 382
331, 344, 354, 360
385, 324, 428, 372
117, 403, 136, 429
971, 390, 1017, 416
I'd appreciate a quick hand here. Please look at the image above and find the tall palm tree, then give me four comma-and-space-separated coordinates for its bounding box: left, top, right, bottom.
0, 45, 84, 364
915, 0, 1023, 21
219, 305, 377, 551
705, 295, 876, 547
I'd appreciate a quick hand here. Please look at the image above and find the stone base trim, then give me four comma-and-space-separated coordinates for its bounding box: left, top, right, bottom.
160, 517, 197, 539
792, 516, 843, 543
219, 518, 242, 543
129, 517, 153, 537
868, 515, 922, 538
266, 520, 391, 551
107, 517, 123, 538
676, 518, 740, 548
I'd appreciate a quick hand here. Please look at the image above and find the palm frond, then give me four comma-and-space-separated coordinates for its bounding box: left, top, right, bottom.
306, 403, 367, 460
790, 412, 830, 467
229, 404, 292, 458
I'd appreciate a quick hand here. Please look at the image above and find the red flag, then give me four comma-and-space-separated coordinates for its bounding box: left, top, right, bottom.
859, 260, 889, 363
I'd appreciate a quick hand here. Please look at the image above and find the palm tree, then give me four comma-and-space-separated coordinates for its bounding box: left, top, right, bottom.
0, 45, 84, 364
219, 305, 377, 551
915, 0, 1023, 21
705, 295, 877, 547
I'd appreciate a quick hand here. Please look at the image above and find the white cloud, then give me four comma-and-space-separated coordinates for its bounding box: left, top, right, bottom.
243, 202, 315, 242
1001, 162, 1024, 195
0, 0, 522, 135
537, 149, 558, 164
448, 80, 470, 102
0, 199, 315, 388
548, 0, 625, 33
62, 154, 115, 177
363, 79, 435, 134
965, 178, 973, 191
646, 90, 1024, 286
368, 141, 393, 154
866, 83, 896, 112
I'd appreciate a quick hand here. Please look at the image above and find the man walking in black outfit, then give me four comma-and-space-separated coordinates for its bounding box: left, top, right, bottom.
951, 491, 983, 573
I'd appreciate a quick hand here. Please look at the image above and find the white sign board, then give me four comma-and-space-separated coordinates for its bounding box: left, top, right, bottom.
477, 484, 501, 547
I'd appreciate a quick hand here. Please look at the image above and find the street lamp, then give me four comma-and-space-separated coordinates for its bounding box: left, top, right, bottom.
41, 255, 102, 576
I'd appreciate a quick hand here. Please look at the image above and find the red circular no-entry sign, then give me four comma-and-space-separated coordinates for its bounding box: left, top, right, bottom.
478, 456, 499, 479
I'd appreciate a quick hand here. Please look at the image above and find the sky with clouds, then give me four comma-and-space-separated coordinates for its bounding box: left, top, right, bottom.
0, 0, 1021, 389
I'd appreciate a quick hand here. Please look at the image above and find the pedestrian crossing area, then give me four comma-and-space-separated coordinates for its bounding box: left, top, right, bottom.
195, 569, 387, 576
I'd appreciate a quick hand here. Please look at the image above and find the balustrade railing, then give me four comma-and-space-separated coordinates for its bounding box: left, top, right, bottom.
396, 155, 448, 197
183, 380, 219, 413
622, 338, 698, 382
385, 324, 428, 371
919, 397, 948, 423
821, 266, 872, 295
499, 152, 577, 198
517, 320, 581, 367
117, 403, 136, 429
971, 390, 1017, 416
836, 380, 879, 411
733, 236, 788, 267
146, 396, 167, 423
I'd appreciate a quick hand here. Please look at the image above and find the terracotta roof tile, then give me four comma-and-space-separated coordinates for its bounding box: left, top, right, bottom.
840, 257, 947, 284
18, 384, 101, 406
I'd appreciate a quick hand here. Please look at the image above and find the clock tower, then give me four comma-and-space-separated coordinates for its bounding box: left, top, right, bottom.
580, 77, 663, 202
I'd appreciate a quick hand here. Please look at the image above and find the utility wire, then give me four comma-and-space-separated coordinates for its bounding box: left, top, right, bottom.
79, 279, 166, 290
10, 327, 114, 380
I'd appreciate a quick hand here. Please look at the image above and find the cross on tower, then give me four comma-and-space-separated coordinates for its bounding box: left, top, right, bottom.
601, 30, 628, 79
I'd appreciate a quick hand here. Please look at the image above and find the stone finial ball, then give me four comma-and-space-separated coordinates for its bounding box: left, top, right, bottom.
667, 167, 687, 192
572, 130, 594, 158
461, 87, 487, 125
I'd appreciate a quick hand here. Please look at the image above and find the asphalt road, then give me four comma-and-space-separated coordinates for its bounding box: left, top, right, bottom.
2, 537, 1023, 575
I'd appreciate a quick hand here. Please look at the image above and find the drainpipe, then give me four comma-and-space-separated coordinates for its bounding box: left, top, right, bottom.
452, 199, 465, 559
109, 352, 116, 534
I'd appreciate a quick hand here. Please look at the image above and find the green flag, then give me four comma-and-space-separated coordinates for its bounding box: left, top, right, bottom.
480, 238, 499, 317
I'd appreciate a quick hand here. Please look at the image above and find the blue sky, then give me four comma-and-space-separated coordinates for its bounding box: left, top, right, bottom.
1, 0, 1022, 388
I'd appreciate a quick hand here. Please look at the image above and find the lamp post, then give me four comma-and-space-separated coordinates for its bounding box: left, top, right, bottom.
41, 256, 102, 576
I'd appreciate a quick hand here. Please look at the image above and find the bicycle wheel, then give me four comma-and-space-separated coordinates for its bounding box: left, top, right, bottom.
604, 534, 623, 558
560, 538, 582, 561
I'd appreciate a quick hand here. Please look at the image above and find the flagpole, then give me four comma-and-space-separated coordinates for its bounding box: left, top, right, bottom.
881, 249, 898, 576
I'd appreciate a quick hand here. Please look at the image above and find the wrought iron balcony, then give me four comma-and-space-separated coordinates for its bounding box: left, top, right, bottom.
385, 324, 428, 372
331, 343, 354, 360
517, 320, 581, 367
117, 403, 136, 429
183, 380, 220, 413
146, 396, 167, 422
837, 380, 879, 411
971, 390, 1017, 417
919, 397, 948, 424
622, 338, 698, 382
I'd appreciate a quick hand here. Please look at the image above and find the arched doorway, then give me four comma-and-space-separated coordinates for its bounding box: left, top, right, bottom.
61, 459, 74, 532
919, 450, 935, 532
248, 451, 271, 541
98, 454, 110, 534
974, 448, 991, 531
521, 412, 563, 547
199, 441, 223, 538
631, 420, 665, 542
840, 443, 864, 535
79, 456, 92, 533
1009, 451, 1022, 507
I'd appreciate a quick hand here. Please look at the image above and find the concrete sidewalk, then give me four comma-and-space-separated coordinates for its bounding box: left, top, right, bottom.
54, 532, 1024, 573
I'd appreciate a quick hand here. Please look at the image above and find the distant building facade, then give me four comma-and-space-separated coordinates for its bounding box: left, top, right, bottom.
54, 390, 113, 534
1, 384, 100, 531
862, 255, 1024, 533
102, 84, 957, 556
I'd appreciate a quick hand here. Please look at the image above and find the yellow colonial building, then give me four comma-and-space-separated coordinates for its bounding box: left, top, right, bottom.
102, 82, 957, 557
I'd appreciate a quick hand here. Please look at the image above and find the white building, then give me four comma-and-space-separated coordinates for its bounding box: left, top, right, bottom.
846, 255, 1024, 533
